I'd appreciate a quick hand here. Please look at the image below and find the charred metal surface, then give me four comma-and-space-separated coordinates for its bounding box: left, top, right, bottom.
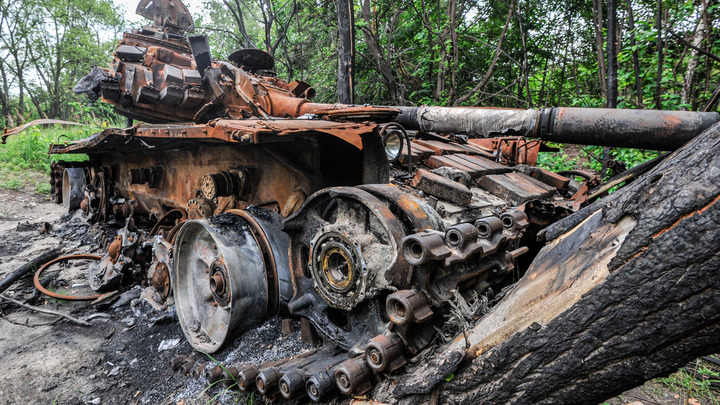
539, 107, 720, 150
478, 172, 556, 205
394, 106, 718, 151
410, 169, 473, 206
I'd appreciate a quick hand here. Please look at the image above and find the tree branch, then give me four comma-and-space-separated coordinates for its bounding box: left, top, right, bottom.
0, 294, 91, 326
669, 30, 720, 64
453, 0, 515, 106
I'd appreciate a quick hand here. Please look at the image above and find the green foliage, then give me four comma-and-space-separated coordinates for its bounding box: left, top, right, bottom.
659, 359, 720, 405
0, 176, 23, 190
199, 351, 244, 404
0, 0, 124, 127
0, 125, 94, 192
537, 151, 579, 173
3, 0, 719, 119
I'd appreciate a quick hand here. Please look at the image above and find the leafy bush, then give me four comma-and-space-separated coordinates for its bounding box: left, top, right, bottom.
0, 125, 96, 192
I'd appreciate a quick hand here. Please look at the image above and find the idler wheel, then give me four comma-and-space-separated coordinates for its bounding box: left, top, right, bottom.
86, 172, 108, 223
173, 211, 291, 353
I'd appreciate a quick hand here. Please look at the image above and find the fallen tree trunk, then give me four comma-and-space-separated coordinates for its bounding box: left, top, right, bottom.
374, 121, 720, 404
0, 248, 61, 294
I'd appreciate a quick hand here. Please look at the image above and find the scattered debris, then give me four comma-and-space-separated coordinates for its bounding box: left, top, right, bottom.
158, 338, 181, 352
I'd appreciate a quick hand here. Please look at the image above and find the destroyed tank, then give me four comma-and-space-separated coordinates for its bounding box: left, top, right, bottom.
16, 0, 717, 401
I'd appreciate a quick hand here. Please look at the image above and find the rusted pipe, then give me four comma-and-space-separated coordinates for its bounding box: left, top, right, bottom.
539, 107, 719, 150
393, 106, 719, 151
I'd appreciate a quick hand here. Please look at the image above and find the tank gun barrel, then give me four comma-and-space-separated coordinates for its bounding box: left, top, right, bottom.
394, 106, 719, 151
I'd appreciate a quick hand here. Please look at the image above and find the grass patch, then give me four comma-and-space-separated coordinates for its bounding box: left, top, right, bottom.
0, 175, 23, 190
659, 358, 720, 405
198, 351, 243, 403
0, 124, 99, 192
538, 143, 659, 178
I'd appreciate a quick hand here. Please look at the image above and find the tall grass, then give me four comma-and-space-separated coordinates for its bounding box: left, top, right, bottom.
0, 125, 100, 194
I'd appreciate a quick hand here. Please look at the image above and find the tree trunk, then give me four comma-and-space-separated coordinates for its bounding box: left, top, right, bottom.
446, 0, 459, 103
516, 8, 533, 107
0, 61, 10, 126
602, 0, 618, 177
607, 0, 618, 109
680, 2, 707, 109
626, 0, 643, 107
337, 0, 355, 104
360, 0, 406, 105
373, 120, 720, 404
592, 0, 608, 101
655, 0, 663, 109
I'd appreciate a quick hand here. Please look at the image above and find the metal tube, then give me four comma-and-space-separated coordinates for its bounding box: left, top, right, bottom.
394, 106, 538, 138
539, 107, 719, 150
391, 105, 719, 151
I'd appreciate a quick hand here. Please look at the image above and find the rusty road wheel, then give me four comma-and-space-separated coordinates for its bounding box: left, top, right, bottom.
173, 210, 291, 353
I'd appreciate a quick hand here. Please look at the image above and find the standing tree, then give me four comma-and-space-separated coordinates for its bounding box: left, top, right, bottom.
337, 0, 354, 104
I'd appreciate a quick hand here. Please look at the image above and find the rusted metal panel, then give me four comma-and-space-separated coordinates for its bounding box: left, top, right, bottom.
426, 155, 479, 176
425, 154, 511, 179
468, 137, 541, 166
413, 139, 476, 155
478, 172, 556, 205
410, 169, 473, 206
50, 120, 376, 155
451, 154, 511, 175
135, 0, 194, 31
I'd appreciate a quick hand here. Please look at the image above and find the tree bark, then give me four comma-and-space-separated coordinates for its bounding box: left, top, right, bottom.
607, 0, 618, 109
516, 7, 533, 107
602, 0, 618, 178
336, 0, 355, 104
592, 0, 608, 101
626, 0, 643, 107
360, 0, 406, 105
680, 2, 708, 109
372, 120, 720, 404
655, 0, 663, 109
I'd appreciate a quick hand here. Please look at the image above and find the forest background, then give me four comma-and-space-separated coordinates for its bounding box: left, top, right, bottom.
0, 0, 719, 206
1, 0, 718, 127
0, 0, 718, 184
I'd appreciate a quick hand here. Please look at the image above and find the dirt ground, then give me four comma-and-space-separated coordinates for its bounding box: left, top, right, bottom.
0, 187, 712, 404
